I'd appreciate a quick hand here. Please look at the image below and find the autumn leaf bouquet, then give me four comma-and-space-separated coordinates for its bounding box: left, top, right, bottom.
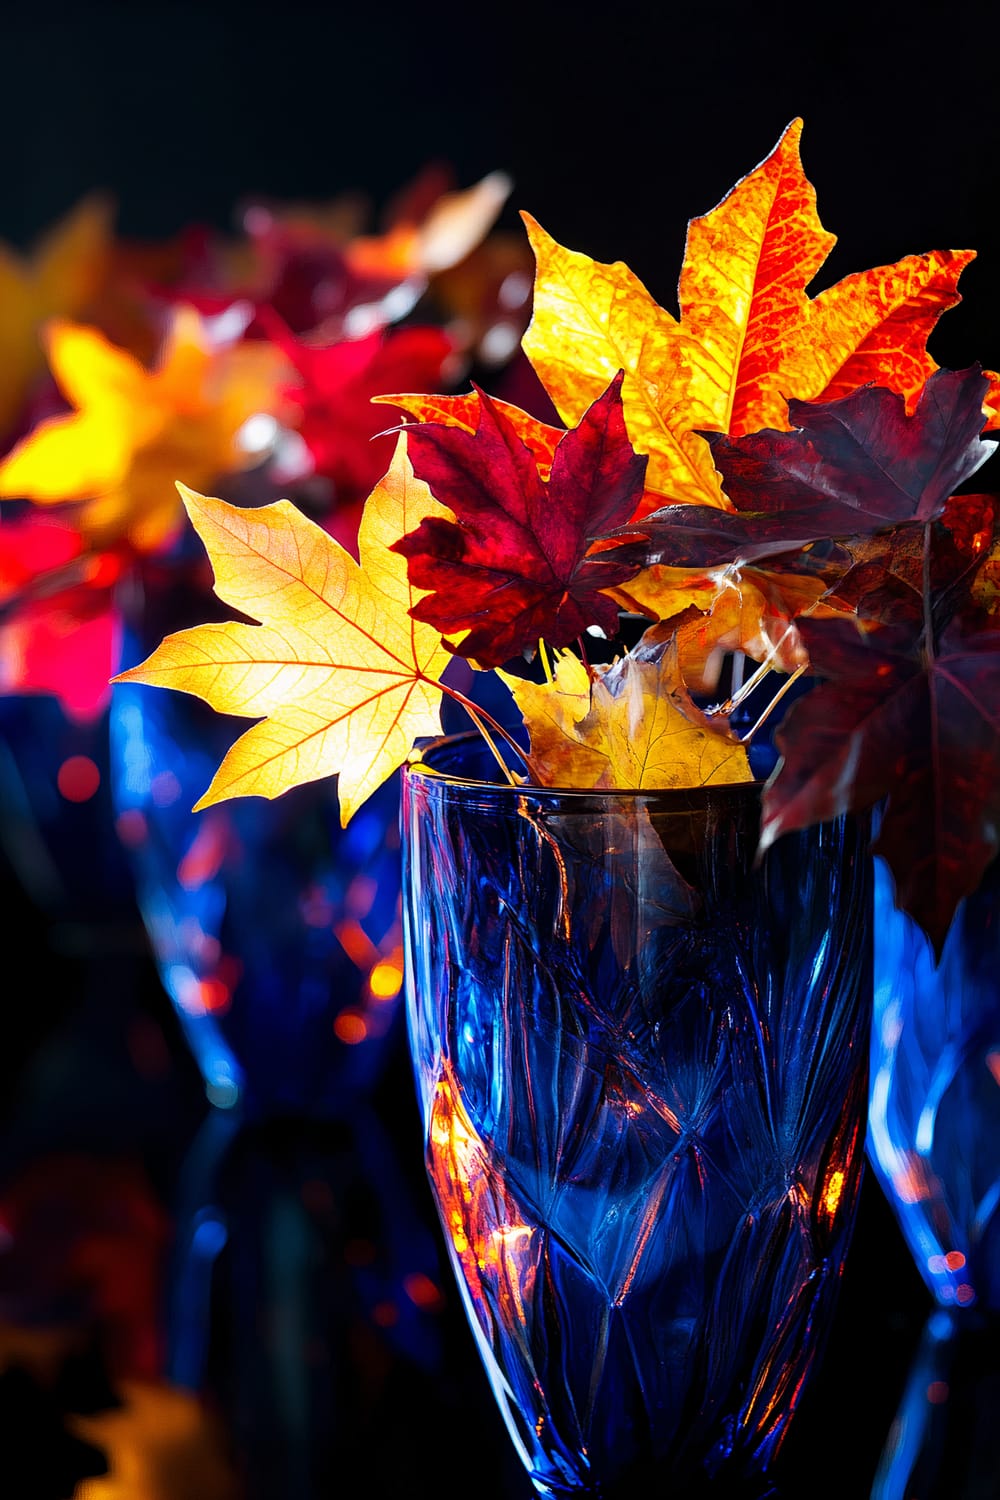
115, 119, 1000, 956
0, 166, 527, 720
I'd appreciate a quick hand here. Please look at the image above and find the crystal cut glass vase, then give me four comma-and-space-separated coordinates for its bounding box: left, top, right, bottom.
401, 733, 873, 1497
868, 852, 1000, 1313
109, 554, 405, 1122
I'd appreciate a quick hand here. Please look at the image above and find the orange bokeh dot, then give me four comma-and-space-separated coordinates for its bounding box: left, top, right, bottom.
57, 755, 100, 802
334, 1011, 368, 1045
404, 1271, 445, 1312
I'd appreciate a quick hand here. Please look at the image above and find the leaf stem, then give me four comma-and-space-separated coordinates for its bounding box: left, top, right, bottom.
922, 520, 935, 663
538, 637, 554, 684
740, 663, 806, 744
435, 679, 540, 784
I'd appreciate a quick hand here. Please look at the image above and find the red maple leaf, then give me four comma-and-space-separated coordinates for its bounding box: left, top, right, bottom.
394, 373, 646, 667
264, 313, 453, 503
606, 367, 995, 569
760, 505, 1000, 954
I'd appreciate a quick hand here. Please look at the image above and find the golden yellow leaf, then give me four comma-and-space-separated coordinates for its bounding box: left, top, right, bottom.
522, 119, 983, 509
0, 308, 288, 552
0, 195, 114, 438
520, 212, 719, 510
500, 640, 752, 790
73, 1380, 240, 1500
112, 436, 452, 821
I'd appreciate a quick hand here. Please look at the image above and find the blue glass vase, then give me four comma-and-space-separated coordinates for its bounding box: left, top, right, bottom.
401, 733, 873, 1498
868, 855, 1000, 1314
108, 554, 407, 1123
866, 857, 1000, 1499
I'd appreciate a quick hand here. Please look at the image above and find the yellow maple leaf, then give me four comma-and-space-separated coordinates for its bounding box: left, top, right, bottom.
522, 118, 983, 509
112, 435, 452, 822
0, 195, 114, 439
499, 641, 752, 790
0, 308, 288, 552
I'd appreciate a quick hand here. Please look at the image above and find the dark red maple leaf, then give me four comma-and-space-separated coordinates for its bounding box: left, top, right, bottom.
760, 509, 1000, 954
394, 373, 647, 667
262, 312, 453, 503
828, 492, 999, 629
604, 367, 995, 570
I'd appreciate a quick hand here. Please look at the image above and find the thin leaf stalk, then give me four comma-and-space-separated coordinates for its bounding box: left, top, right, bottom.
433, 678, 539, 785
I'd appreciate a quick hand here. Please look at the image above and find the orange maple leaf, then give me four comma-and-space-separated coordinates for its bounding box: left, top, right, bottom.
112, 436, 452, 822
522, 118, 990, 511
344, 170, 513, 281
0, 309, 288, 553
0, 196, 114, 440
373, 389, 564, 475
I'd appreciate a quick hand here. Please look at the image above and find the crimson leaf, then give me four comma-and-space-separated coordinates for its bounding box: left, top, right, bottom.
603, 367, 995, 570
393, 373, 646, 666
760, 593, 1000, 957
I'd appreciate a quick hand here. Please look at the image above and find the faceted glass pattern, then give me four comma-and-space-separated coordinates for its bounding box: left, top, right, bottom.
110, 560, 406, 1121
402, 735, 873, 1497
868, 855, 1000, 1313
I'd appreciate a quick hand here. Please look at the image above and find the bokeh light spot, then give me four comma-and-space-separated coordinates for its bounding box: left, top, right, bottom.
334, 1011, 368, 1045
57, 754, 100, 802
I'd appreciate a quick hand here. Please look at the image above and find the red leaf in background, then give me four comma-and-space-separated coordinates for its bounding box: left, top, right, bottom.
394, 373, 647, 667
263, 313, 453, 503
760, 546, 1000, 956
0, 518, 122, 720
604, 367, 995, 570
0, 1155, 170, 1382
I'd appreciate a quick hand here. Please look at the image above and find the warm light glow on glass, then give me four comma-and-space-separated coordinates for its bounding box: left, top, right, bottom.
821, 1168, 845, 1219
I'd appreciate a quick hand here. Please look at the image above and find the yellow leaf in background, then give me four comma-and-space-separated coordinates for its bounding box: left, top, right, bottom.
73, 1380, 240, 1500
501, 641, 752, 790
0, 308, 288, 553
0, 196, 113, 439
522, 119, 984, 510
113, 436, 452, 821
346, 170, 513, 279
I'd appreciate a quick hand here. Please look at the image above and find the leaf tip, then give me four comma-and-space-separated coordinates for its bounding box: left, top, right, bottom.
175, 479, 207, 513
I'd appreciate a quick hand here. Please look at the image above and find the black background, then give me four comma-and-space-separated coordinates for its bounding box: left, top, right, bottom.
1, 2, 994, 1496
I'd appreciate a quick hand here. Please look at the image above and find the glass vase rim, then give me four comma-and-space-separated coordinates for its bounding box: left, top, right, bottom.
403, 730, 766, 811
